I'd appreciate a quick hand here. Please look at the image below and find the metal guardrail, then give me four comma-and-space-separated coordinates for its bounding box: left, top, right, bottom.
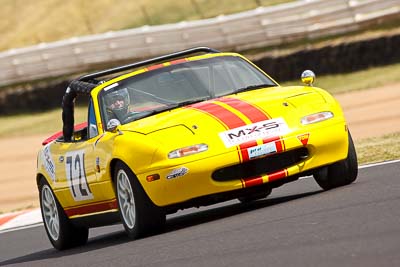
0, 0, 399, 87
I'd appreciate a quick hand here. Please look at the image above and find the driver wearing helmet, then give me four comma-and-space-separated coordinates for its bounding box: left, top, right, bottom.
104, 88, 131, 125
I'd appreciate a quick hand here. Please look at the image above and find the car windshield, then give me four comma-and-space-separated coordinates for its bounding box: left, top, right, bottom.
100, 55, 277, 127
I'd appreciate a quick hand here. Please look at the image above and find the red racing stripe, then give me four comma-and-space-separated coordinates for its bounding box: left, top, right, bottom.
275, 140, 284, 153
244, 176, 264, 187
218, 98, 284, 151
146, 58, 188, 72
147, 63, 164, 71
191, 99, 257, 162
65, 199, 118, 217
217, 98, 271, 161
243, 169, 288, 188
170, 58, 188, 65
189, 99, 288, 188
191, 102, 246, 129
268, 170, 287, 182
217, 98, 270, 161
217, 97, 271, 121
189, 102, 246, 160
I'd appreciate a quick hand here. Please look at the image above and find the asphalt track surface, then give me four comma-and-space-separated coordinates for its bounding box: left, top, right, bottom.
1, 161, 399, 267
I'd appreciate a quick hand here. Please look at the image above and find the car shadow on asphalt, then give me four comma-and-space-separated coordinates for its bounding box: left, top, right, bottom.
0, 189, 322, 266
164, 190, 323, 233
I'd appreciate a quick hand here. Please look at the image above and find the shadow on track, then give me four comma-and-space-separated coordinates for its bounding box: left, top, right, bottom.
0, 190, 322, 266
164, 190, 322, 233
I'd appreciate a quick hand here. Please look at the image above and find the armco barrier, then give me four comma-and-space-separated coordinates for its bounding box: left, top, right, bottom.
0, 0, 399, 87
1, 31, 400, 115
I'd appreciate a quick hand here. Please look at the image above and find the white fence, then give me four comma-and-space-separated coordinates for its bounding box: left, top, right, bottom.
0, 0, 399, 86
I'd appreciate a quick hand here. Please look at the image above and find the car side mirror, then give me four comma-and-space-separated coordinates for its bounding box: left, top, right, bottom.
301, 70, 316, 87
107, 119, 121, 132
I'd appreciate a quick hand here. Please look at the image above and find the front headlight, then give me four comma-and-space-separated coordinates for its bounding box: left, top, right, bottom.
168, 144, 208, 159
301, 111, 334, 125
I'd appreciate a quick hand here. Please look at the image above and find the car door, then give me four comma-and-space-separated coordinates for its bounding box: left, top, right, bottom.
49, 98, 100, 208
50, 134, 97, 208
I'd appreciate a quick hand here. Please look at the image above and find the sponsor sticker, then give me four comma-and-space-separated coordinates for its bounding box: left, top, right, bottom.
219, 118, 289, 148
42, 144, 56, 182
166, 167, 189, 179
248, 142, 277, 159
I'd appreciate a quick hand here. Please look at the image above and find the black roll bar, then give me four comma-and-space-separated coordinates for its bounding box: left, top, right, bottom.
78, 46, 220, 82
62, 80, 97, 142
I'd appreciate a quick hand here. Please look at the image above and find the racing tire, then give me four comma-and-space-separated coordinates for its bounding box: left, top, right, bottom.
115, 162, 166, 239
39, 178, 88, 250
313, 131, 358, 190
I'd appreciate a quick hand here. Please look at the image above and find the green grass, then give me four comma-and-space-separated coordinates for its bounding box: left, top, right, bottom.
280, 62, 400, 94
0, 0, 293, 52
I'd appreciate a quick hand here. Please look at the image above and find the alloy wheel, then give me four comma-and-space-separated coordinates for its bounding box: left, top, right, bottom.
117, 169, 136, 229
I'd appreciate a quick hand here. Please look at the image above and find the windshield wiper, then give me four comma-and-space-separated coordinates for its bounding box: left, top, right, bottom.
235, 84, 276, 93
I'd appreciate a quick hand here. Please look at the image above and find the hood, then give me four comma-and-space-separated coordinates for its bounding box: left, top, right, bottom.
122, 86, 327, 130
119, 86, 328, 152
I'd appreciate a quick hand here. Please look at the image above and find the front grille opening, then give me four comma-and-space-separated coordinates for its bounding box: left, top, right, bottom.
212, 147, 308, 182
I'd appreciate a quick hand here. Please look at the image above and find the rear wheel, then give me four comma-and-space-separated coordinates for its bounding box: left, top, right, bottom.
314, 131, 358, 190
115, 162, 166, 239
39, 178, 88, 250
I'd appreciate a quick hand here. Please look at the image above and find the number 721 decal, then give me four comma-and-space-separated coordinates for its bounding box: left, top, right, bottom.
65, 150, 93, 201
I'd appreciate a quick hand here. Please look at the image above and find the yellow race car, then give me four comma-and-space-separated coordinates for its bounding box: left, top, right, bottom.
36, 47, 357, 250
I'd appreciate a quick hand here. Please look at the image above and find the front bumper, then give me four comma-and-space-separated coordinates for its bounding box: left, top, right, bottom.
138, 121, 349, 207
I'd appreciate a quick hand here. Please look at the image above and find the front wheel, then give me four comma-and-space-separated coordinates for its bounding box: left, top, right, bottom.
115, 162, 166, 239
314, 131, 358, 190
39, 178, 88, 250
